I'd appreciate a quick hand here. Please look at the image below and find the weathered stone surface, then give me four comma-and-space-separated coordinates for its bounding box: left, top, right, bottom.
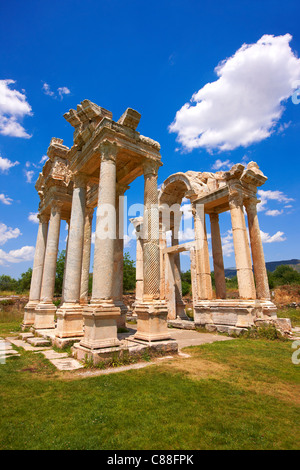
27, 337, 51, 347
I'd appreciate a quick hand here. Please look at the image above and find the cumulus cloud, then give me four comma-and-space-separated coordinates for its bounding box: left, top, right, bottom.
211, 159, 233, 170
40, 155, 48, 164
0, 194, 13, 205
222, 230, 234, 257
24, 169, 35, 183
42, 82, 71, 100
180, 202, 193, 221
0, 245, 35, 265
169, 34, 300, 152
260, 230, 286, 243
265, 209, 283, 216
257, 189, 294, 212
0, 223, 21, 245
0, 155, 19, 173
0, 79, 32, 138
28, 212, 39, 223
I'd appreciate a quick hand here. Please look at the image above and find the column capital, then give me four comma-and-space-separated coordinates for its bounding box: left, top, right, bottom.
116, 182, 130, 196
98, 140, 118, 163
37, 213, 49, 224
143, 159, 160, 177
73, 172, 88, 188
244, 197, 259, 214
85, 206, 94, 221
209, 212, 219, 222
228, 186, 244, 209
50, 200, 63, 213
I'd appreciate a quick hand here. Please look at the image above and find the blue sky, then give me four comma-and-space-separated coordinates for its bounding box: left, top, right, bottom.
0, 0, 299, 278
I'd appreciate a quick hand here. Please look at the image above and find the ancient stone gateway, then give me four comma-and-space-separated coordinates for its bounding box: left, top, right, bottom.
133, 163, 280, 334
23, 100, 173, 360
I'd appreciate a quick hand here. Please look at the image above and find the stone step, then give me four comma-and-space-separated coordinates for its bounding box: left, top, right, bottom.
19, 332, 34, 340
7, 337, 50, 351
48, 357, 84, 371
27, 337, 51, 347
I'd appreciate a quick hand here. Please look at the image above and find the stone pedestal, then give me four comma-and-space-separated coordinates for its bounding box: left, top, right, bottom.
133, 301, 171, 342
80, 301, 121, 349
34, 302, 56, 330
56, 304, 84, 338
23, 301, 39, 329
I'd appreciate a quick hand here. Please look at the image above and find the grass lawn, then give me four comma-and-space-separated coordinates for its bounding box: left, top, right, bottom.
0, 313, 299, 450
278, 307, 300, 327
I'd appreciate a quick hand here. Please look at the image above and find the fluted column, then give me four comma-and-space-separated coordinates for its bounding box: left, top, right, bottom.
56, 174, 87, 339
134, 159, 170, 342
34, 201, 62, 329
61, 217, 70, 305
23, 213, 49, 328
190, 247, 198, 305
79, 140, 120, 350
172, 216, 186, 318
80, 208, 93, 305
245, 198, 270, 300
229, 188, 256, 299
193, 203, 213, 300
209, 212, 226, 299
159, 224, 166, 300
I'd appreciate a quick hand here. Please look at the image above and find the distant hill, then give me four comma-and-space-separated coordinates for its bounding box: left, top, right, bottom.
224, 259, 300, 278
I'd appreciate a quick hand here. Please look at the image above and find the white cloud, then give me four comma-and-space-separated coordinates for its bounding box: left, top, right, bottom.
28, 212, 39, 223
180, 203, 193, 220
178, 227, 194, 242
260, 230, 286, 243
169, 34, 300, 152
257, 189, 294, 212
0, 155, 19, 173
265, 209, 283, 216
0, 79, 32, 138
0, 223, 21, 245
211, 159, 233, 170
40, 155, 48, 164
24, 170, 34, 183
58, 86, 70, 99
43, 82, 71, 100
221, 229, 234, 257
0, 245, 35, 265
0, 194, 13, 205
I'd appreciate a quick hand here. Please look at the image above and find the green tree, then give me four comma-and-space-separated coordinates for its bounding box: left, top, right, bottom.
17, 268, 32, 293
123, 252, 136, 292
0, 274, 17, 292
55, 250, 66, 295
272, 265, 300, 286
181, 269, 191, 285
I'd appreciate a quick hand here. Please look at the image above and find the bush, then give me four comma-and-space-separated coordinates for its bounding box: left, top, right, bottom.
182, 280, 191, 296
123, 252, 136, 292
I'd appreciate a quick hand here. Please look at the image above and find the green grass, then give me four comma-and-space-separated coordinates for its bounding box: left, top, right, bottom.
0, 326, 299, 450
278, 308, 300, 327
0, 309, 23, 336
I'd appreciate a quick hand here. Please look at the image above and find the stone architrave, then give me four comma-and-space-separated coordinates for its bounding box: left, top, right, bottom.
80, 141, 121, 350
23, 213, 49, 328
34, 202, 63, 329
134, 160, 170, 342
56, 174, 88, 338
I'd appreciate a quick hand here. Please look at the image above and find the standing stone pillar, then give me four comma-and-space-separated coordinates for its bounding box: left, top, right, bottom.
34, 202, 62, 329
209, 213, 226, 299
245, 198, 270, 300
159, 224, 166, 300
61, 217, 70, 305
23, 214, 49, 328
56, 174, 87, 338
229, 188, 256, 299
190, 247, 198, 305
134, 160, 170, 342
79, 208, 94, 305
80, 140, 120, 350
113, 184, 129, 328
193, 203, 213, 300
172, 219, 187, 319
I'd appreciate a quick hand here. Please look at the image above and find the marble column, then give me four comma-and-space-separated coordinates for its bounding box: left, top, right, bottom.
61, 217, 70, 305
245, 198, 270, 300
172, 218, 187, 319
229, 188, 256, 299
190, 247, 198, 305
134, 160, 170, 342
193, 203, 213, 300
34, 201, 62, 329
209, 212, 226, 299
79, 208, 93, 305
80, 140, 120, 350
56, 174, 87, 338
23, 214, 49, 328
113, 184, 129, 328
159, 225, 166, 301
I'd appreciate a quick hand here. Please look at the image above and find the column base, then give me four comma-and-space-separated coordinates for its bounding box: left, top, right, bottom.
79, 300, 121, 350
33, 302, 56, 330
56, 303, 84, 338
22, 301, 39, 329
134, 300, 171, 342
194, 299, 277, 329
176, 301, 189, 320
114, 300, 128, 329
